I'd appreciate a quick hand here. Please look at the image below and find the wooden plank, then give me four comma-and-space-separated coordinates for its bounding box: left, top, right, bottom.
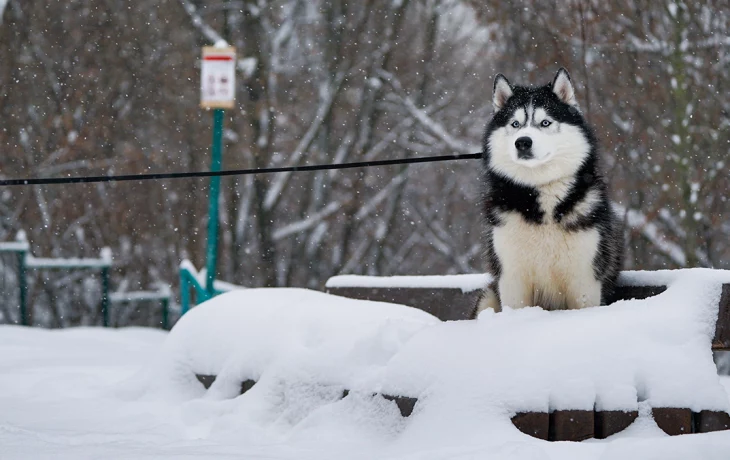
694, 410, 730, 433
240, 379, 256, 395
652, 408, 692, 435
511, 412, 549, 440
594, 410, 638, 439
605, 285, 666, 304
196, 374, 216, 389
712, 285, 730, 350
326, 287, 478, 321
549, 410, 594, 442
381, 394, 418, 417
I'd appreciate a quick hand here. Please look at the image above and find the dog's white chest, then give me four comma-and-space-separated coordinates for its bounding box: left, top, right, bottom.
493, 213, 600, 308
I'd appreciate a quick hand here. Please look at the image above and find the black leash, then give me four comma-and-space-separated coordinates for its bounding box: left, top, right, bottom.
0, 152, 483, 187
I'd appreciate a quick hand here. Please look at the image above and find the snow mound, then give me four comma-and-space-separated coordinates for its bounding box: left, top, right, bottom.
147, 288, 439, 399
141, 269, 729, 444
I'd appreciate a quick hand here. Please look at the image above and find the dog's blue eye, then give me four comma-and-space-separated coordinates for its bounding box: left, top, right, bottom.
541, 120, 552, 127
511, 121, 520, 128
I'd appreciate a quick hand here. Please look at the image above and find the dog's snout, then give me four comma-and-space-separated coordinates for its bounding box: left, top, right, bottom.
515, 137, 532, 152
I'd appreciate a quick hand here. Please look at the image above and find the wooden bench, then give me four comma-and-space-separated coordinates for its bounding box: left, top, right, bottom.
324, 276, 730, 440
325, 281, 730, 350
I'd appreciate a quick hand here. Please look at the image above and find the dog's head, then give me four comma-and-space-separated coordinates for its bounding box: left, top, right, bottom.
483, 68, 595, 186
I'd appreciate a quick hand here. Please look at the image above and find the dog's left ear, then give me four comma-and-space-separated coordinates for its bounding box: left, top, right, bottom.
493, 74, 513, 111
552, 68, 578, 107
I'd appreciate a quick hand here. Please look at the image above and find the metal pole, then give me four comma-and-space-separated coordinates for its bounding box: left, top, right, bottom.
161, 297, 169, 330
101, 267, 110, 327
17, 250, 27, 326
205, 108, 224, 297
180, 268, 190, 316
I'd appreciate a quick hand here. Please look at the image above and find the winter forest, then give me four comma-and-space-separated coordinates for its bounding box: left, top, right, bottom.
0, 0, 728, 327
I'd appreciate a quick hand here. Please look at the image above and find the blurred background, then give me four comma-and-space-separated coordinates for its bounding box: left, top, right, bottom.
0, 0, 728, 327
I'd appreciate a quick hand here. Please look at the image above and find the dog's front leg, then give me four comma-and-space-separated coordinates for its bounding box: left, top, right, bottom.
565, 276, 602, 310
498, 273, 533, 309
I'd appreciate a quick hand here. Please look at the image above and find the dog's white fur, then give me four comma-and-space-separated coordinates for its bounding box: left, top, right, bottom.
486, 107, 591, 187
492, 213, 602, 310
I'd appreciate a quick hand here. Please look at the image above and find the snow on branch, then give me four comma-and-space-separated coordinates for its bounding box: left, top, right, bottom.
179, 0, 226, 46
613, 203, 687, 267
0, 0, 8, 22
178, 0, 257, 77
272, 201, 342, 241
355, 172, 408, 220
376, 70, 479, 154
263, 72, 346, 211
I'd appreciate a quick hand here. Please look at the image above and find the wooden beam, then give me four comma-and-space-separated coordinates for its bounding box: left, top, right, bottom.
695, 410, 730, 433
549, 410, 594, 441
594, 410, 638, 439
652, 408, 692, 435
511, 412, 549, 440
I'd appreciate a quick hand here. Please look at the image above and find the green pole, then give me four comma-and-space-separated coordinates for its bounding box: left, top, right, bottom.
205, 108, 225, 297
17, 250, 27, 326
180, 268, 190, 316
161, 297, 169, 330
101, 267, 110, 327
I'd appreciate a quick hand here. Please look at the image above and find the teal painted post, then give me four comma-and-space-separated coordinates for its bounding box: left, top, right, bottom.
180, 268, 191, 316
17, 251, 27, 326
205, 108, 224, 297
161, 297, 169, 330
101, 267, 110, 327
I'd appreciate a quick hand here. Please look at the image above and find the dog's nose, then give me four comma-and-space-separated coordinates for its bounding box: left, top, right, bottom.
515, 137, 533, 152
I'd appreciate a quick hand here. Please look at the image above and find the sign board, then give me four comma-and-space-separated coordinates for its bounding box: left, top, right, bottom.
201, 47, 236, 109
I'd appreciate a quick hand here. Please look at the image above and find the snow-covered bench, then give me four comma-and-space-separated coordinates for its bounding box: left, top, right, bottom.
325, 271, 730, 350
143, 270, 730, 442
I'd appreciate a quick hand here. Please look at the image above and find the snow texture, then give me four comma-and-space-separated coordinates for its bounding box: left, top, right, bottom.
325, 273, 491, 292
3, 270, 730, 459
154, 272, 728, 415
180, 259, 245, 292
25, 255, 111, 269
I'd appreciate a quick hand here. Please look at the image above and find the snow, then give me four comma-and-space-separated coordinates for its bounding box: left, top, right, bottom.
109, 289, 171, 303
326, 273, 491, 292
3, 271, 730, 459
613, 203, 688, 266
0, 241, 30, 252
382, 270, 726, 411
25, 255, 111, 269
619, 267, 730, 287
143, 289, 438, 398
180, 259, 245, 292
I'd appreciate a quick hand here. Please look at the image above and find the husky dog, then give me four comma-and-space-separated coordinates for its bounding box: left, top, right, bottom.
475, 68, 624, 314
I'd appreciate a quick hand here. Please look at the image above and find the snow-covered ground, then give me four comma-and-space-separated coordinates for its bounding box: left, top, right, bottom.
3, 272, 730, 459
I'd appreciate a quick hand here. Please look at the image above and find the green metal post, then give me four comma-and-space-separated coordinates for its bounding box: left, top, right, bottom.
161, 297, 169, 330
17, 250, 27, 326
180, 269, 191, 316
101, 267, 110, 327
205, 108, 225, 297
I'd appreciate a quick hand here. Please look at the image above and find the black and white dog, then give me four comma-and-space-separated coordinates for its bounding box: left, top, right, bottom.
476, 68, 624, 314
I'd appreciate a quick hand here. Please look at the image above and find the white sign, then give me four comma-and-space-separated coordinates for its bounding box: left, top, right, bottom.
201, 46, 236, 109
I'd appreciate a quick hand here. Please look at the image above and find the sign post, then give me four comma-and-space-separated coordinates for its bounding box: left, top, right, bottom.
200, 46, 236, 298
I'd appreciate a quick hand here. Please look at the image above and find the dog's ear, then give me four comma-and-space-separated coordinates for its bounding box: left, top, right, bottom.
493, 74, 513, 110
552, 68, 578, 107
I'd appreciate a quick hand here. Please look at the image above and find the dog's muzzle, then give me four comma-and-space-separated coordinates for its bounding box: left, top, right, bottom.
515, 136, 533, 160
